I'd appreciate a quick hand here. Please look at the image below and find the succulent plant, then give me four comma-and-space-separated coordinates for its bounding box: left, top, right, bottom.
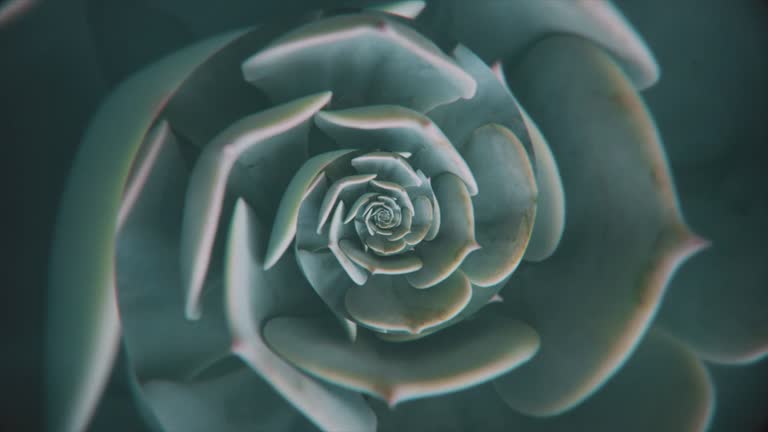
45, 1, 767, 432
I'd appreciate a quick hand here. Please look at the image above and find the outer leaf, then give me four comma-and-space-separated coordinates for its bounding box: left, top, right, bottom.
657, 158, 768, 364
263, 313, 539, 407
492, 36, 706, 416
225, 199, 377, 432
181, 91, 332, 320
116, 121, 230, 382
376, 330, 714, 432
46, 29, 247, 432
143, 365, 305, 432
519, 105, 566, 262
294, 172, 358, 339
417, 0, 659, 88
486, 60, 567, 262
242, 14, 475, 112
427, 45, 533, 155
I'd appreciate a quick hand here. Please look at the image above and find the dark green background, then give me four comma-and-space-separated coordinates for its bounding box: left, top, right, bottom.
7, 0, 768, 430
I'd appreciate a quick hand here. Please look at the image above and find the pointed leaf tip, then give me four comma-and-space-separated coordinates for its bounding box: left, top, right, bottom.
264, 149, 355, 270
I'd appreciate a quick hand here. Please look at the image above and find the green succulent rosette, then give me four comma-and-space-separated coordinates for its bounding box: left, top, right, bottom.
46, 2, 767, 432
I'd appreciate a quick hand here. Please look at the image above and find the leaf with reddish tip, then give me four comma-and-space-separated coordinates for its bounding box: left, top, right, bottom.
181, 92, 332, 320
224, 199, 376, 432
491, 36, 707, 416
47, 29, 248, 432
417, 0, 658, 88
263, 313, 539, 407
264, 148, 356, 270
369, 1, 426, 19
345, 271, 471, 336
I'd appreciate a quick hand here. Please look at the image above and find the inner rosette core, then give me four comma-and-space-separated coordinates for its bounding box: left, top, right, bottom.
313, 151, 439, 269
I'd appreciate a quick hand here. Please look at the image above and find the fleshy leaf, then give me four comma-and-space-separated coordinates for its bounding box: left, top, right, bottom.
519, 104, 566, 262
264, 148, 356, 270
404, 195, 432, 245
224, 199, 377, 432
340, 239, 423, 275
370, 179, 415, 216
496, 330, 715, 431
406, 173, 479, 289
362, 235, 409, 256
491, 36, 706, 416
376, 331, 713, 432
386, 203, 413, 241
46, 29, 246, 432
242, 14, 475, 112
317, 173, 377, 234
294, 171, 329, 253
142, 365, 305, 432
484, 59, 565, 261
460, 124, 537, 287
369, 1, 426, 19
181, 92, 332, 319
417, 172, 441, 242
315, 105, 478, 195
417, 0, 658, 88
116, 120, 230, 382
263, 313, 539, 406
294, 175, 357, 339
345, 271, 472, 335
657, 158, 768, 364
329, 201, 369, 285
345, 192, 379, 224
427, 45, 532, 154
351, 152, 422, 187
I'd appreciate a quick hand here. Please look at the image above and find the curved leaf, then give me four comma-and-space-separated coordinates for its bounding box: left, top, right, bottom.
315, 105, 478, 195
264, 313, 539, 407
225, 199, 376, 432
491, 36, 706, 416
519, 105, 566, 262
427, 45, 532, 155
488, 60, 567, 262
242, 14, 475, 112
181, 91, 332, 319
352, 152, 422, 188
376, 330, 713, 432
116, 120, 230, 382
345, 271, 471, 335
142, 365, 305, 432
657, 158, 768, 364
369, 1, 426, 19
460, 124, 537, 287
264, 148, 356, 270
47, 29, 247, 432
406, 173, 479, 289
417, 0, 658, 88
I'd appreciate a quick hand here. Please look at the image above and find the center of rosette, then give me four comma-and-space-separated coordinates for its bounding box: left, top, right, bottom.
353, 190, 413, 256
364, 196, 402, 235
